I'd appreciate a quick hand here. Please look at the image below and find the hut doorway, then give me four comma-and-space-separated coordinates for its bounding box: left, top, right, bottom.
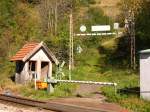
29, 61, 36, 80
41, 61, 49, 80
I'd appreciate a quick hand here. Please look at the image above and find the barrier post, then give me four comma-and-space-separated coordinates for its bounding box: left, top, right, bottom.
47, 77, 55, 93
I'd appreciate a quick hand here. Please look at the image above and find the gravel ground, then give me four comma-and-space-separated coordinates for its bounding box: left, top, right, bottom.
0, 103, 53, 112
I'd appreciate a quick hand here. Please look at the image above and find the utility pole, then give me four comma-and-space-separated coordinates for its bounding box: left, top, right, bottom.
126, 10, 136, 70
131, 11, 136, 70
54, 1, 58, 36
69, 10, 74, 80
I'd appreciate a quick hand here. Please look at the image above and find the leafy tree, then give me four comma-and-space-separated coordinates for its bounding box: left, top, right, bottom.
136, 1, 150, 50
0, 0, 16, 57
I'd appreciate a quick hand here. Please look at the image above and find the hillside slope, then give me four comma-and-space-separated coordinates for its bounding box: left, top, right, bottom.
91, 0, 121, 19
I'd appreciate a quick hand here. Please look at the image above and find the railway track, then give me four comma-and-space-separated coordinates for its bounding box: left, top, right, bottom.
0, 94, 105, 112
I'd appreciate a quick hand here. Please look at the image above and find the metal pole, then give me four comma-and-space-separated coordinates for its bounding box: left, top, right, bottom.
71, 14, 74, 70
69, 12, 73, 80
34, 72, 37, 90
132, 11, 136, 70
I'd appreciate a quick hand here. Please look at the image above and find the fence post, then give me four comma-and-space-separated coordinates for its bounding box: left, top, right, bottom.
34, 72, 37, 90
47, 77, 54, 93
114, 83, 117, 95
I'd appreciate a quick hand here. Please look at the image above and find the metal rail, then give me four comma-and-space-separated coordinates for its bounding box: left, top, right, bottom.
74, 32, 122, 36
49, 80, 117, 86
0, 94, 106, 112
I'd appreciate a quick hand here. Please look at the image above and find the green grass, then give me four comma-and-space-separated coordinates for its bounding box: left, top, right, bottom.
64, 38, 150, 112
19, 82, 76, 100
71, 61, 150, 112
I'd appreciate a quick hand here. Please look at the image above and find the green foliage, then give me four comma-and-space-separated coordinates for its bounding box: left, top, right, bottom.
75, 7, 112, 32
0, 0, 16, 57
99, 36, 131, 67
0, 0, 16, 29
80, 0, 96, 6
87, 7, 111, 25
136, 1, 150, 50
20, 83, 76, 100
72, 59, 150, 112
119, 0, 150, 51
52, 83, 76, 97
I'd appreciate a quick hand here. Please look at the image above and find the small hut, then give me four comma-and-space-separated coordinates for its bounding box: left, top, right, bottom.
10, 42, 59, 84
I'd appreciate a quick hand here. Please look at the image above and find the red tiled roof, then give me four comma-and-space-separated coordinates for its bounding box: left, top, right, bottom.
10, 42, 39, 61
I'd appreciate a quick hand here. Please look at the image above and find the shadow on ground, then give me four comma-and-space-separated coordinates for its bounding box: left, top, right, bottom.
118, 87, 140, 96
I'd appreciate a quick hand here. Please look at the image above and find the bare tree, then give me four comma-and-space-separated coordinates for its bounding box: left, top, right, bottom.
39, 0, 55, 36
39, 0, 74, 36
119, 0, 143, 22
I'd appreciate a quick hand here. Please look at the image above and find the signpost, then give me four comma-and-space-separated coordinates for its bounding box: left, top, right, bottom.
114, 23, 119, 30
91, 25, 111, 32
80, 25, 87, 32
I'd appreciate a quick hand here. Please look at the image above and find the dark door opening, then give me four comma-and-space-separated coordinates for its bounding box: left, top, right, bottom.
41, 62, 49, 80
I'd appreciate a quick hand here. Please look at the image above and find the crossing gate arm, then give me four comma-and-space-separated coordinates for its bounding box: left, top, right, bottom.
74, 32, 123, 37
48, 80, 117, 86
47, 80, 117, 94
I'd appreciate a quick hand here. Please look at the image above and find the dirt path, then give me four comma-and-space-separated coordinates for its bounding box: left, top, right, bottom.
50, 97, 127, 112
74, 84, 106, 100
50, 84, 129, 112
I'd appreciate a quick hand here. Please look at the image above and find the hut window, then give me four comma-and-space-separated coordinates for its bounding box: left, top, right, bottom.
16, 61, 24, 73
29, 61, 36, 71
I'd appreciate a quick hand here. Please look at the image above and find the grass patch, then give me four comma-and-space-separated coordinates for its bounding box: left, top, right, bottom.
98, 68, 150, 112
72, 62, 150, 112
20, 83, 76, 100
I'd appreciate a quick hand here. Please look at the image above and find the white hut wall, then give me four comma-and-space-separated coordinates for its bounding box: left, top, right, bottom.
140, 53, 150, 101
30, 48, 53, 80
15, 61, 29, 84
